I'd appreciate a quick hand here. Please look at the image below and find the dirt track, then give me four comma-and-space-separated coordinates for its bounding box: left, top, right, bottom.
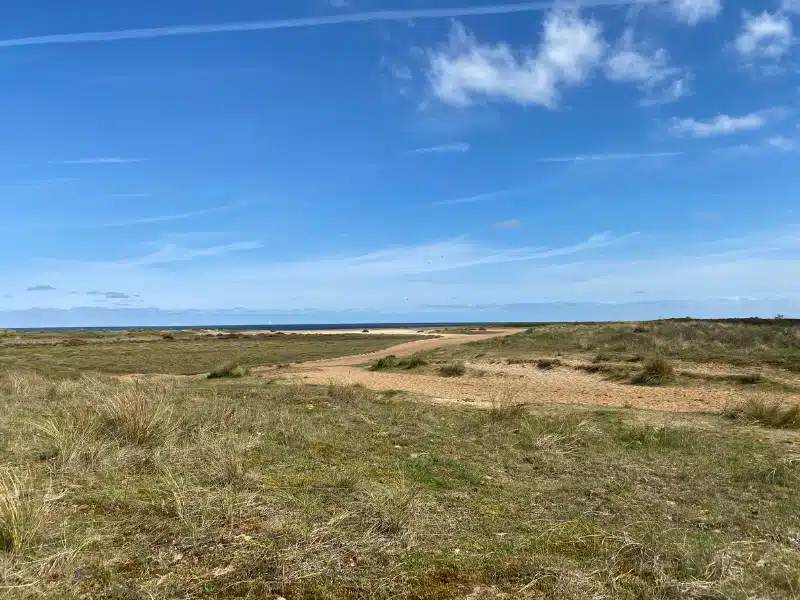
262, 328, 800, 414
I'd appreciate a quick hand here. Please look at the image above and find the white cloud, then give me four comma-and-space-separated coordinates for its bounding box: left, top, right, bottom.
670, 112, 768, 137
605, 30, 691, 105
494, 219, 522, 229
534, 150, 683, 162
410, 142, 470, 154
427, 9, 606, 108
669, 0, 722, 25
91, 202, 244, 228
766, 135, 795, 151
734, 11, 793, 61
50, 157, 143, 165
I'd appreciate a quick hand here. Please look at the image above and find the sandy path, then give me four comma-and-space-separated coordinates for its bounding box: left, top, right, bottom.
256, 328, 522, 370
264, 329, 800, 414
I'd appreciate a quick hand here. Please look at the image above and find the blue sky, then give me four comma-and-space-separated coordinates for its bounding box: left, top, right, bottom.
1, 0, 799, 326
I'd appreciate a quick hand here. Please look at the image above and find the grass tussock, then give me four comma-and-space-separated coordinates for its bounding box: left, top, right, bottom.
631, 356, 675, 386
0, 469, 50, 554
207, 362, 251, 379
91, 381, 176, 445
369, 354, 428, 371
438, 361, 467, 377
536, 358, 561, 370
725, 396, 800, 429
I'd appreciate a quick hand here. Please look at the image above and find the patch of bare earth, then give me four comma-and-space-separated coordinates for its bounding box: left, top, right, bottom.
264, 330, 800, 413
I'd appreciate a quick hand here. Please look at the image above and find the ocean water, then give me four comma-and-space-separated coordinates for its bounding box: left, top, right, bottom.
10, 321, 534, 332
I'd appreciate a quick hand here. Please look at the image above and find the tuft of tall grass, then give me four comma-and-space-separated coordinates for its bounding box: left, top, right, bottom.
0, 469, 50, 554
207, 362, 250, 379
438, 362, 467, 377
91, 381, 176, 445
724, 397, 800, 429
631, 356, 675, 386
32, 414, 102, 472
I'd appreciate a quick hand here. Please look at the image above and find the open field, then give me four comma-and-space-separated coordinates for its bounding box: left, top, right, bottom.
1, 372, 799, 599
1, 320, 799, 598
0, 330, 424, 377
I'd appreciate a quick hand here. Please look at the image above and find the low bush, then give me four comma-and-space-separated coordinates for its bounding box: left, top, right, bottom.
207, 362, 250, 379
438, 362, 466, 377
724, 397, 800, 429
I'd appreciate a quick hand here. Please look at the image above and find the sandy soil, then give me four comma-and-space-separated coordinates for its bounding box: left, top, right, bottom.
199, 328, 433, 336
259, 328, 800, 414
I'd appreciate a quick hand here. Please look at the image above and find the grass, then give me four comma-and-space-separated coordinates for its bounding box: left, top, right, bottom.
438, 361, 466, 377
0, 331, 424, 377
369, 354, 428, 371
631, 356, 675, 386
207, 362, 251, 379
1, 371, 798, 598
444, 319, 800, 372
725, 396, 800, 429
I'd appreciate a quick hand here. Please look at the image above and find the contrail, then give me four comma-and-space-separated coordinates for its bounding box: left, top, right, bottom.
0, 0, 654, 48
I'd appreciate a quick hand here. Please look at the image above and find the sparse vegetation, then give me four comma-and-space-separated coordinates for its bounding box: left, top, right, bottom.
0, 331, 424, 377
369, 354, 428, 371
208, 362, 251, 379
438, 361, 466, 377
536, 358, 561, 370
631, 356, 675, 386
725, 396, 800, 429
0, 370, 798, 598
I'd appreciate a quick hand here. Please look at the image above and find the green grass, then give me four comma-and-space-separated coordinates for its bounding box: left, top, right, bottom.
441, 320, 800, 372
207, 362, 251, 379
0, 331, 423, 377
1, 371, 798, 598
369, 354, 428, 371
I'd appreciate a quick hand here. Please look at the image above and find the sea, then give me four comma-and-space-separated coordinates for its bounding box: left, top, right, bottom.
9, 322, 537, 332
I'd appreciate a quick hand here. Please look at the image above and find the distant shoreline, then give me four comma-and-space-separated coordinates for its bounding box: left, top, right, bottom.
3, 321, 529, 332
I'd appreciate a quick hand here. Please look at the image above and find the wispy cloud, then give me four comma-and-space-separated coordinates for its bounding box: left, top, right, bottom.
431, 188, 515, 206
87, 290, 131, 299
669, 112, 772, 137
0, 1, 646, 48
534, 151, 683, 163
410, 142, 470, 154
668, 0, 721, 25
494, 219, 522, 229
49, 157, 143, 165
26, 285, 56, 292
123, 242, 263, 266
92, 202, 244, 228
604, 30, 691, 105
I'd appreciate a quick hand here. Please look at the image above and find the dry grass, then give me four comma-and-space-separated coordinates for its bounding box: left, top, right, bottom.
631, 356, 675, 386
0, 370, 799, 598
0, 469, 50, 554
725, 396, 800, 429
207, 362, 251, 379
438, 361, 467, 377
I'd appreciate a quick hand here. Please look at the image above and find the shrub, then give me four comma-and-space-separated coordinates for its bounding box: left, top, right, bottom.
369, 355, 398, 371
438, 362, 466, 377
724, 397, 800, 429
631, 356, 674, 386
161, 333, 176, 341
733, 373, 765, 385
536, 358, 561, 370
398, 355, 428, 369
208, 362, 250, 379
